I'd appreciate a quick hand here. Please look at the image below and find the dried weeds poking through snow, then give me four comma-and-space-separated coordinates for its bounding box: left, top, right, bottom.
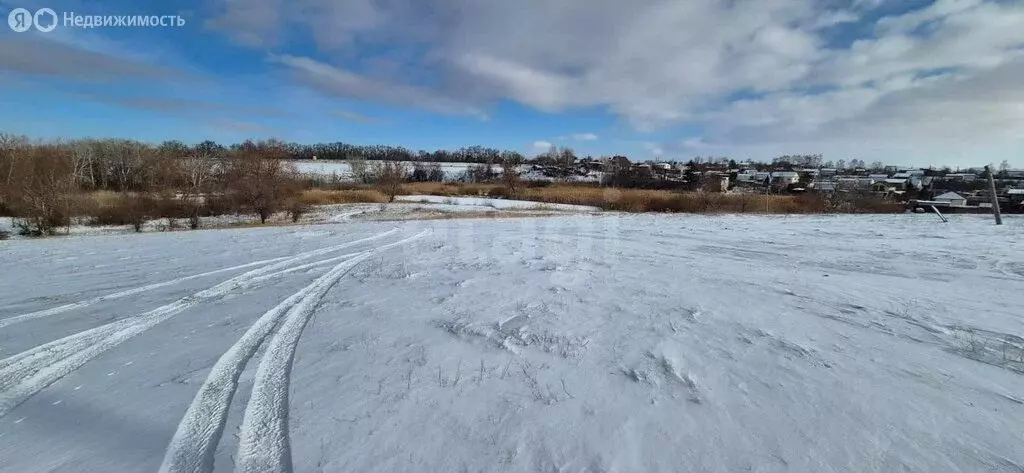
0, 214, 1022, 472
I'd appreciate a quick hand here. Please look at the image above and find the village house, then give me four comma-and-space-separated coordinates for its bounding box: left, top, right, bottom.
934, 192, 967, 206
1007, 189, 1024, 205
770, 171, 800, 187
735, 171, 770, 184
944, 173, 978, 182
872, 179, 908, 193
836, 177, 875, 191
812, 181, 837, 193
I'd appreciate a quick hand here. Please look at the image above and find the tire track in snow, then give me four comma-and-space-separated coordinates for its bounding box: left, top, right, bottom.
0, 258, 290, 329
0, 229, 397, 376
0, 229, 399, 417
235, 230, 428, 473
0, 252, 360, 392
160, 230, 427, 473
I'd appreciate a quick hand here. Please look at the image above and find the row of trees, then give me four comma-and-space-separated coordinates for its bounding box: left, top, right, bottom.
0, 135, 307, 236
15, 132, 1001, 175
158, 139, 525, 164
3, 133, 520, 237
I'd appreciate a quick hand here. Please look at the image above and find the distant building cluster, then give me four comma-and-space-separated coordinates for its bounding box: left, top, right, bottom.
552, 156, 1024, 212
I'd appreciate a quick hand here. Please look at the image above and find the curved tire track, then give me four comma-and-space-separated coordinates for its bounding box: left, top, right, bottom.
0, 229, 399, 418
0, 258, 289, 329
161, 230, 427, 473
237, 230, 426, 473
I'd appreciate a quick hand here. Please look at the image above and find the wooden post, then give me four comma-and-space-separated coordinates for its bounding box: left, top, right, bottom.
985, 165, 1003, 225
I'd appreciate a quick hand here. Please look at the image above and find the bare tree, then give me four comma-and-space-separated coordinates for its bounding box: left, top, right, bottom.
0, 133, 30, 213
180, 155, 217, 193
369, 161, 409, 202
108, 140, 150, 191
410, 162, 444, 182
556, 147, 576, 180
178, 152, 219, 229
8, 145, 75, 236
500, 151, 524, 196
226, 141, 299, 224
348, 155, 372, 183
463, 162, 496, 182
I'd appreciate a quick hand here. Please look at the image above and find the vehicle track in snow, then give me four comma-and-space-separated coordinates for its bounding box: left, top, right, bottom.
236, 229, 428, 473
0, 229, 400, 418
159, 230, 427, 473
0, 258, 289, 329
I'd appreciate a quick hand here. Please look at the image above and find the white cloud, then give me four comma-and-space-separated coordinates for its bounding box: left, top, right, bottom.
268, 54, 487, 119
330, 109, 381, 123
570, 133, 599, 141
875, 0, 984, 35
0, 35, 179, 81
810, 10, 859, 29
207, 0, 1024, 164
531, 140, 554, 152
642, 142, 665, 157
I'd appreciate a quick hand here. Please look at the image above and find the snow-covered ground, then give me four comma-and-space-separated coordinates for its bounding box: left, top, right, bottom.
1, 214, 1023, 472
294, 161, 493, 181
293, 160, 603, 183
395, 195, 601, 212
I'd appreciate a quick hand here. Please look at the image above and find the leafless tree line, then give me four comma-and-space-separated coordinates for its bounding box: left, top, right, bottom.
0, 133, 302, 236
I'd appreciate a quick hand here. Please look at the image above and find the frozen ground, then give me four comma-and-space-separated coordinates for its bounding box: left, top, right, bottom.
0, 214, 1022, 472
394, 195, 601, 212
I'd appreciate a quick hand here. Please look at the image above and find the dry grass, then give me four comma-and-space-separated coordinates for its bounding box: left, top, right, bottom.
48, 190, 130, 217
298, 188, 388, 205
54, 186, 899, 222
398, 183, 900, 214
501, 186, 824, 213
399, 182, 499, 197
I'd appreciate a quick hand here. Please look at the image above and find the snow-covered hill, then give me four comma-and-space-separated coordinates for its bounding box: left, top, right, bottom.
1, 214, 1022, 472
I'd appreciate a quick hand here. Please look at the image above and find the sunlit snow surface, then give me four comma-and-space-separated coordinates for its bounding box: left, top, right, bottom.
1, 214, 1022, 472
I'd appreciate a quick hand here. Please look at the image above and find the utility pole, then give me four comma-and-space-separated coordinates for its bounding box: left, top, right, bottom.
985, 165, 1003, 225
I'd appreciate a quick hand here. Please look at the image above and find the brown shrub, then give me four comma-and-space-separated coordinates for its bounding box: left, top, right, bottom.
499, 187, 838, 214
89, 193, 158, 232
286, 200, 309, 223
6, 145, 75, 236
399, 182, 500, 197
200, 194, 243, 217
400, 181, 457, 196
224, 147, 300, 224
367, 161, 409, 202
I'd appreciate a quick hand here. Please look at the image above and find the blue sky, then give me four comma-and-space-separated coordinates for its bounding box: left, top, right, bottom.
1, 0, 1023, 167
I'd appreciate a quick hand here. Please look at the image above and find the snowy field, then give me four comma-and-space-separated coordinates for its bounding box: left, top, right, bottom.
292, 160, 602, 183
1, 214, 1023, 472
294, 161, 487, 181
394, 195, 601, 212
